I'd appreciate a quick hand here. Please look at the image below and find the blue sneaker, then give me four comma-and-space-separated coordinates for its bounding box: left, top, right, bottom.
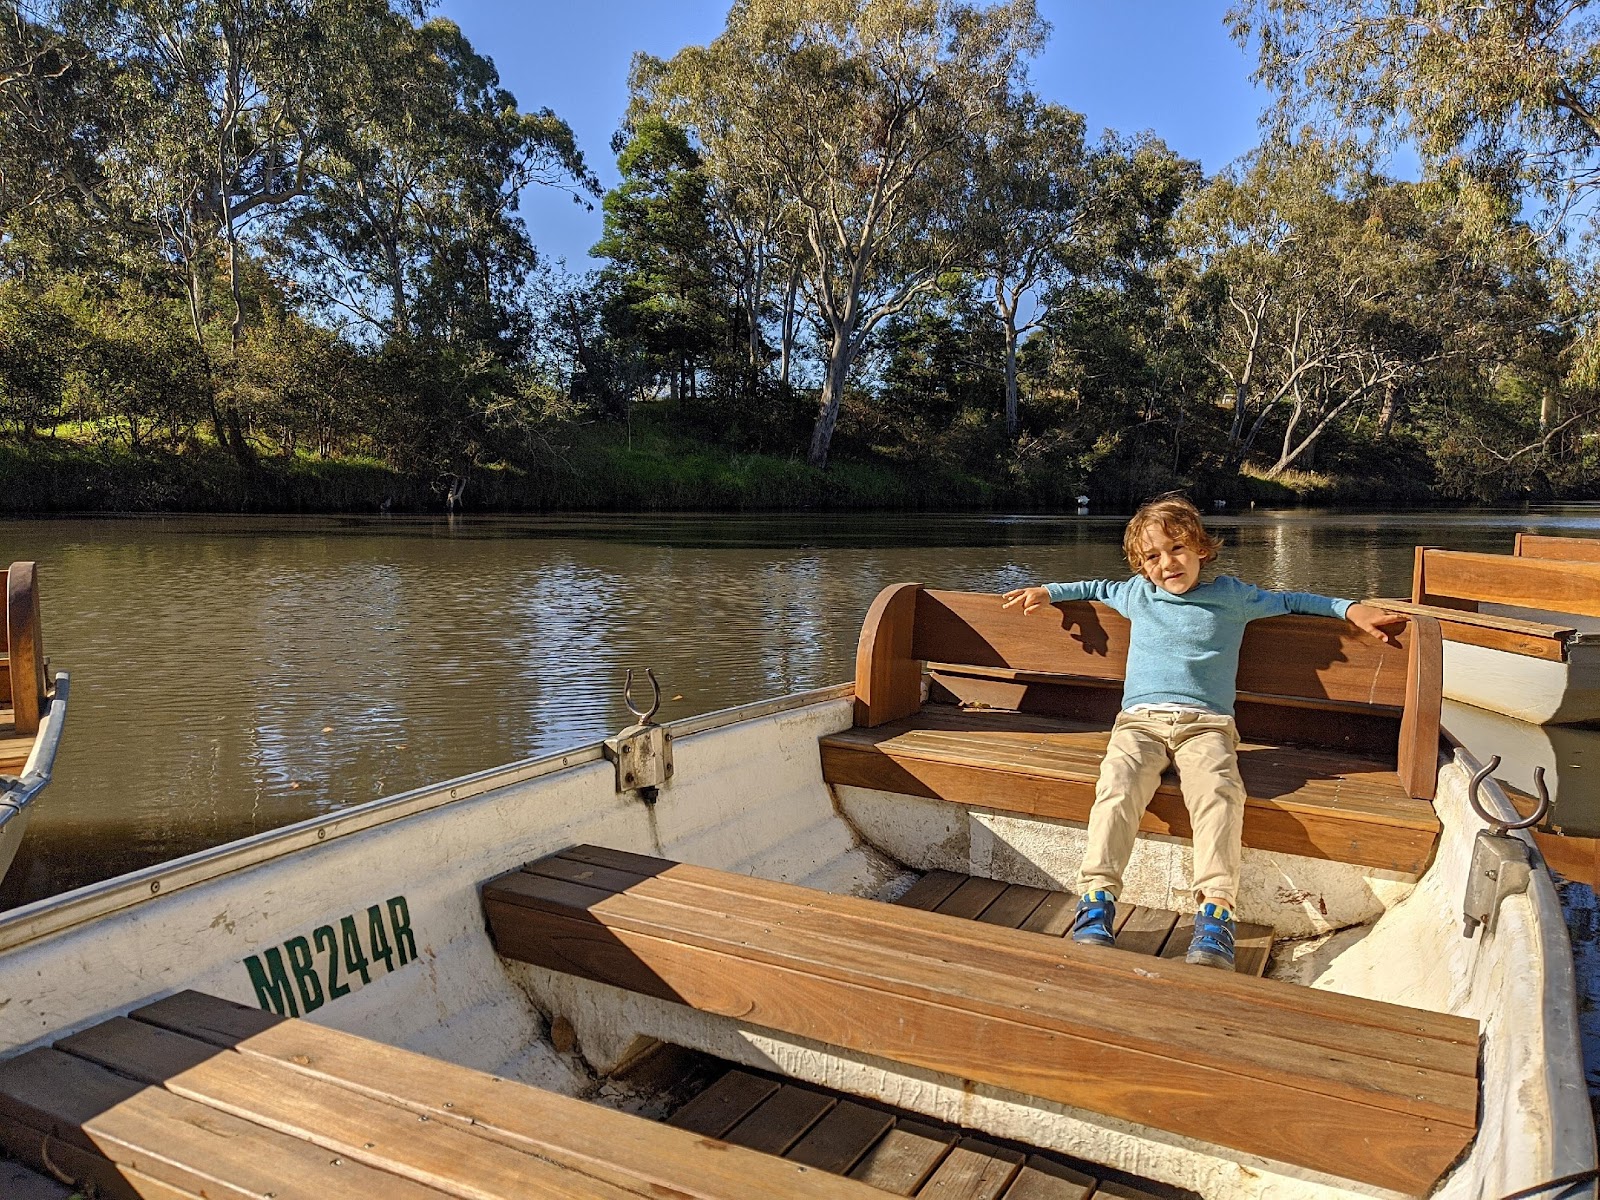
1186, 903, 1236, 970
1070, 890, 1117, 947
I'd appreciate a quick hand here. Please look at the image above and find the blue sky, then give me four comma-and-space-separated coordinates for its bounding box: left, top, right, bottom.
431, 1, 1270, 271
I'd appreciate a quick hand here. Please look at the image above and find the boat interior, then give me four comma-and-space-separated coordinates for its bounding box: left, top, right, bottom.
0, 583, 1588, 1200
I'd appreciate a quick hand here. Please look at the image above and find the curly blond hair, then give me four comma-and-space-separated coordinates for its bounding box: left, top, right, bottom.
1122, 494, 1223, 572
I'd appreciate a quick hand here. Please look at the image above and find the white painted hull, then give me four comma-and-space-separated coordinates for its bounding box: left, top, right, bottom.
1442, 636, 1600, 725
0, 685, 1589, 1199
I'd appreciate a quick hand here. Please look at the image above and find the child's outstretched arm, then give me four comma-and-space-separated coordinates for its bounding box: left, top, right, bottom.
1002, 578, 1133, 616
1233, 579, 1409, 646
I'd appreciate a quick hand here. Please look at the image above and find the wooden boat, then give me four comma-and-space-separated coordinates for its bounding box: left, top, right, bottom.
0, 586, 1590, 1200
1375, 537, 1600, 724
0, 562, 67, 888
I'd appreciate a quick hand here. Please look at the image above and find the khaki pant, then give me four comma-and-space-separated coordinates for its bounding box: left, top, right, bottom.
1076, 709, 1245, 909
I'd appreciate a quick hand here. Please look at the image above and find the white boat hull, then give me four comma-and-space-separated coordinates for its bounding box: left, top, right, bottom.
1442, 636, 1600, 724
0, 685, 1589, 1199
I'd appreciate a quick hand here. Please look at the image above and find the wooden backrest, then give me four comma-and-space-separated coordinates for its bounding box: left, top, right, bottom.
1515, 532, 1600, 563
1414, 546, 1600, 619
3, 562, 46, 736
854, 583, 1443, 799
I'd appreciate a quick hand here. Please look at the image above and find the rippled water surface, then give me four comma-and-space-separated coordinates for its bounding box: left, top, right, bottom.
4, 507, 1600, 905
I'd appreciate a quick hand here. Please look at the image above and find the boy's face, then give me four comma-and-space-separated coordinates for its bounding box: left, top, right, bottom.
1136, 522, 1204, 595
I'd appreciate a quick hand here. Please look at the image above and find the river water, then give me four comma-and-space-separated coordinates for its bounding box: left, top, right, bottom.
3, 507, 1599, 906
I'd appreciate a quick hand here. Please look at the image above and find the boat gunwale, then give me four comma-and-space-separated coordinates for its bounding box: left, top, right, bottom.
1452, 743, 1599, 1192
0, 681, 855, 954
0, 671, 69, 824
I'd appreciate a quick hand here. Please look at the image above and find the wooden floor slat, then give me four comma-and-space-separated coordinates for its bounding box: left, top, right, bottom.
917, 1137, 1025, 1200
1000, 1156, 1096, 1200
896, 870, 968, 912
724, 1085, 835, 1155
895, 871, 1275, 976
786, 1100, 897, 1174
934, 877, 1009, 920
666, 1068, 779, 1137
847, 1120, 958, 1195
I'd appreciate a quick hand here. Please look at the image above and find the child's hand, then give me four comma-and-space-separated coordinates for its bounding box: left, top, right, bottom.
1347, 602, 1408, 646
1001, 586, 1053, 615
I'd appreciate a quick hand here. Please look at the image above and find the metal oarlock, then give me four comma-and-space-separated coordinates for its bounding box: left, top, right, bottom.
604, 668, 673, 804
1461, 755, 1547, 940
1466, 756, 1550, 834
622, 667, 662, 724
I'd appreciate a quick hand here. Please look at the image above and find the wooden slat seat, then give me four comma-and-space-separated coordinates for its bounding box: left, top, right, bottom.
483, 844, 1480, 1194
821, 706, 1441, 874
831, 584, 1445, 875
0, 990, 886, 1200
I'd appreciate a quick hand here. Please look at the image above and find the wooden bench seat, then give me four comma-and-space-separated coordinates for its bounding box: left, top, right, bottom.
0, 990, 885, 1200
483, 844, 1480, 1194
822, 706, 1441, 874
826, 585, 1445, 875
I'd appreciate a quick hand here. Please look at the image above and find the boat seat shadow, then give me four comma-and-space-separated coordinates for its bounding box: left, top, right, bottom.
482, 843, 1479, 1195
0, 989, 885, 1199
820, 585, 1446, 875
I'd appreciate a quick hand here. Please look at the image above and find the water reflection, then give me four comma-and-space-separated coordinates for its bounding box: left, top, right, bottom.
2, 507, 1598, 905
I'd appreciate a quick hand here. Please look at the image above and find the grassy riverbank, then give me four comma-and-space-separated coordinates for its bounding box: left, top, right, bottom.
0, 424, 1494, 514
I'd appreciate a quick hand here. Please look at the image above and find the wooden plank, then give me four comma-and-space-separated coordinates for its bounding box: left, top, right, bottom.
895, 870, 968, 912
1372, 597, 1574, 640
917, 1137, 1024, 1200
975, 885, 1050, 930
55, 1017, 717, 1200
1114, 906, 1178, 956
1157, 917, 1272, 975
1237, 921, 1276, 976
0, 1117, 207, 1200
131, 993, 883, 1200
1000, 1156, 1095, 1200
0, 1046, 455, 1200
1396, 612, 1443, 801
724, 1085, 835, 1155
484, 887, 1479, 1125
786, 1100, 896, 1174
1417, 548, 1600, 619
667, 1070, 780, 1137
1518, 533, 1600, 563
848, 1120, 957, 1195
551, 846, 1479, 1054
1018, 891, 1077, 936
819, 739, 1439, 875
856, 583, 925, 728
5, 563, 42, 737
911, 591, 1414, 708
483, 873, 1477, 1192
934, 877, 1009, 920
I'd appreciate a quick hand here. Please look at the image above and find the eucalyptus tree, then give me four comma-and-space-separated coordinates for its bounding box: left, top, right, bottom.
1229, 0, 1600, 235
284, 17, 597, 349
640, 0, 1047, 468
967, 94, 1088, 438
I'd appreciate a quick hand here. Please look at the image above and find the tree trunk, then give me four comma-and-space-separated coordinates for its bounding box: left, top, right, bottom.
779, 267, 800, 387
1377, 380, 1397, 437
1002, 319, 1020, 439
808, 333, 854, 469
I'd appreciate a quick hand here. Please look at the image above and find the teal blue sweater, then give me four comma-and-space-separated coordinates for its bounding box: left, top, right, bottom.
1043, 575, 1353, 716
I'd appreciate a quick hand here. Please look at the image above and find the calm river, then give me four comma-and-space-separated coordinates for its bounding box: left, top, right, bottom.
3, 507, 1599, 907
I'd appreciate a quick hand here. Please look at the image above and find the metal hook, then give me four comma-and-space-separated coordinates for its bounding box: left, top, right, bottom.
623, 668, 661, 725
1468, 755, 1550, 834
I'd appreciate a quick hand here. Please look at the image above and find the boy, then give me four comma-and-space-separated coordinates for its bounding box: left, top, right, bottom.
1001, 495, 1404, 969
